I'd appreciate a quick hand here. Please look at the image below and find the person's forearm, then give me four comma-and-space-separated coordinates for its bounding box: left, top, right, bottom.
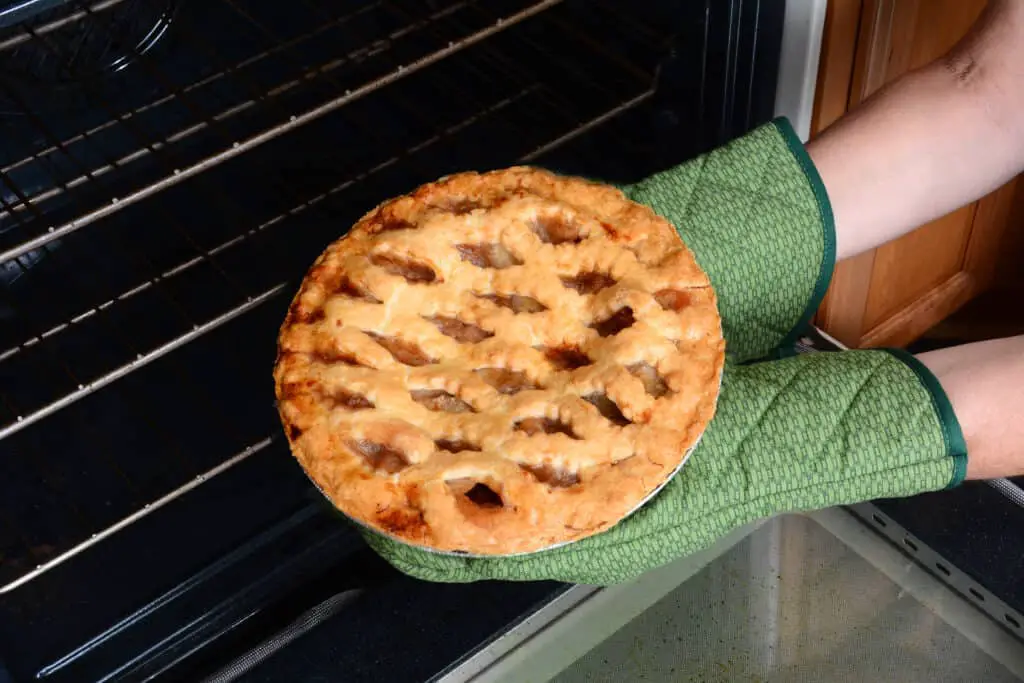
917, 335, 1024, 480
808, 0, 1024, 261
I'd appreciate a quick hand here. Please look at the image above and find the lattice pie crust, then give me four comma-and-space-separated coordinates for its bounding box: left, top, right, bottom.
274, 167, 724, 555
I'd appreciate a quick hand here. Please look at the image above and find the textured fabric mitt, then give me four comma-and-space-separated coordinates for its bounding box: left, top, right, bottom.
625, 117, 834, 362
361, 118, 968, 584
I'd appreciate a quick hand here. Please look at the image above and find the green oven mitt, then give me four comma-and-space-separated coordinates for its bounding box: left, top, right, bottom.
626, 117, 834, 363
359, 118, 967, 585
365, 349, 967, 584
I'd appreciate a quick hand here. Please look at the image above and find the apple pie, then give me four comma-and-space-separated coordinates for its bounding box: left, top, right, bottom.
274, 167, 724, 555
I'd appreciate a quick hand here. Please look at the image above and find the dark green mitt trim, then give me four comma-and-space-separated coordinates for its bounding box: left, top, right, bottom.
774, 117, 837, 354
883, 347, 969, 489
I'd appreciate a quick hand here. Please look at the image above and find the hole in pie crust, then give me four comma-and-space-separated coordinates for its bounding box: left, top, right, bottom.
377, 217, 416, 233
628, 362, 671, 398
337, 276, 380, 303
332, 388, 374, 411
590, 307, 635, 337
348, 440, 408, 473
465, 483, 503, 507
654, 288, 691, 312
288, 300, 325, 324
447, 479, 504, 508
427, 315, 494, 343
520, 463, 580, 487
479, 293, 547, 314
410, 389, 475, 413
369, 252, 437, 283
475, 368, 541, 395
440, 197, 484, 215
515, 417, 580, 439
278, 380, 315, 400
530, 213, 584, 244
560, 272, 616, 295
583, 393, 631, 426
456, 243, 522, 269
366, 332, 436, 366
377, 507, 426, 535
312, 348, 364, 366
435, 438, 482, 453
542, 346, 592, 371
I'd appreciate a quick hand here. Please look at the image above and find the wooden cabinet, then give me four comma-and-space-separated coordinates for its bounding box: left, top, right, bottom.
810, 0, 1024, 348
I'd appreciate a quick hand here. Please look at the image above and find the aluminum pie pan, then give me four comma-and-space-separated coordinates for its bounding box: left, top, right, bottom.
301, 426, 708, 560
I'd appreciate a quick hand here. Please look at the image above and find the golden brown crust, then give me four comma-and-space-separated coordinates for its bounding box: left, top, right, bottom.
274, 167, 724, 555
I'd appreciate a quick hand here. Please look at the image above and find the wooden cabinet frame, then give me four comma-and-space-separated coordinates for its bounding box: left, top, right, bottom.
809, 0, 1022, 348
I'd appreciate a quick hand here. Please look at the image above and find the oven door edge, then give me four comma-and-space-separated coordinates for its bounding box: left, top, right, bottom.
774, 0, 827, 141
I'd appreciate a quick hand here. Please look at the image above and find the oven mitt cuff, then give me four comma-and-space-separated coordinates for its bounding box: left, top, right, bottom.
625, 117, 835, 363
363, 348, 966, 585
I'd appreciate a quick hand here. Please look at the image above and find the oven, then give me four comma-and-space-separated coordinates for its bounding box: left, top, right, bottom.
0, 1, 792, 679
4, 1, 1017, 682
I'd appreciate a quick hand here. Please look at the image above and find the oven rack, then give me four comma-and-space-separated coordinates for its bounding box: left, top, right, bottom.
0, 0, 673, 591
0, 0, 565, 261
0, 0, 664, 439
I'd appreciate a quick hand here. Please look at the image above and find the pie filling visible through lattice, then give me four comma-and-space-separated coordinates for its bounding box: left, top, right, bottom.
274, 167, 724, 555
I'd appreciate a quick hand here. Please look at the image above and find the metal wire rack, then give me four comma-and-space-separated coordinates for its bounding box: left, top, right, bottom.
0, 0, 675, 591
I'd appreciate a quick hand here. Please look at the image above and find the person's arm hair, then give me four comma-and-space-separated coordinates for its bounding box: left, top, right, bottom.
917, 335, 1024, 480
808, 0, 1024, 261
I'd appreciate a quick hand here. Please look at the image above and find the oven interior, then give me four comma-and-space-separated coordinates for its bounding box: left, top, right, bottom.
0, 1, 782, 680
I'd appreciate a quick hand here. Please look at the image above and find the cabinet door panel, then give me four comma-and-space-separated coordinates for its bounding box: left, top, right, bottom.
862, 205, 976, 331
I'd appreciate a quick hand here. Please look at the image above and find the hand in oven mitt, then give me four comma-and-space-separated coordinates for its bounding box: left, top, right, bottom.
362, 119, 968, 585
